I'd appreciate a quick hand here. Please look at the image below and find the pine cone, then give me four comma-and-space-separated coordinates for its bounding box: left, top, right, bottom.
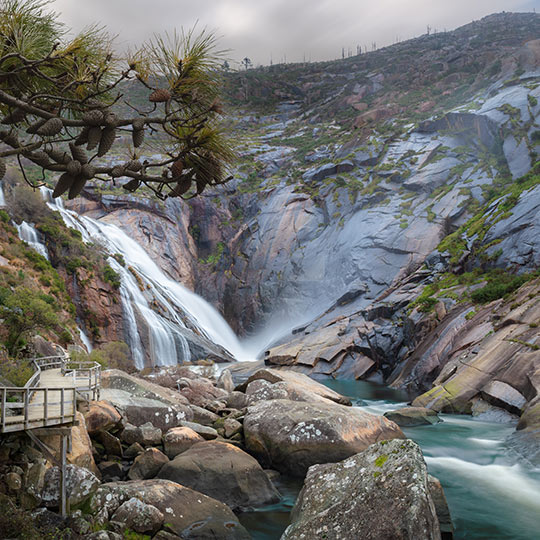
48, 149, 71, 164
97, 127, 116, 157
149, 88, 171, 102
0, 159, 6, 180
75, 126, 90, 146
132, 117, 146, 131
103, 112, 119, 127
170, 176, 192, 197
126, 160, 142, 172
52, 173, 75, 198
132, 128, 144, 148
68, 176, 87, 199
69, 142, 88, 164
66, 160, 82, 176
111, 165, 125, 177
86, 126, 102, 150
36, 117, 63, 137
82, 109, 104, 126
80, 163, 96, 180
26, 118, 48, 134
28, 151, 51, 167
123, 179, 141, 192
170, 160, 184, 179
1, 107, 26, 124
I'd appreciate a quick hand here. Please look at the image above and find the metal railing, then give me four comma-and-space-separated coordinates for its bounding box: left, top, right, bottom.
0, 355, 101, 434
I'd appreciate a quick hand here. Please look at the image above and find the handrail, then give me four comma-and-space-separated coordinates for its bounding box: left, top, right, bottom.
0, 355, 101, 434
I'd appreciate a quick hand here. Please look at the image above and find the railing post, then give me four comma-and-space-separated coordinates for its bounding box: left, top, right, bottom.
24, 390, 29, 430
72, 388, 76, 418
60, 434, 68, 518
43, 388, 48, 426
60, 388, 65, 423
1, 388, 5, 432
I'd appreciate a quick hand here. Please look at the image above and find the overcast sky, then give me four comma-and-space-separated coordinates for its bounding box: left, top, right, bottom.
52, 0, 539, 67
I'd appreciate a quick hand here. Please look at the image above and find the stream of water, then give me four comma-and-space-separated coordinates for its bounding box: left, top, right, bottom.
239, 380, 540, 540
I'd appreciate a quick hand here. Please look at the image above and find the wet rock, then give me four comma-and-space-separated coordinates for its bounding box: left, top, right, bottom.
111, 497, 164, 536
157, 441, 280, 511
41, 464, 100, 508
244, 399, 404, 476
162, 426, 205, 458
282, 439, 441, 540
384, 407, 441, 427
128, 448, 169, 480
90, 479, 250, 539
85, 401, 123, 435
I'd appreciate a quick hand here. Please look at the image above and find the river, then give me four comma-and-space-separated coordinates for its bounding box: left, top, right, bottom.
239, 379, 540, 539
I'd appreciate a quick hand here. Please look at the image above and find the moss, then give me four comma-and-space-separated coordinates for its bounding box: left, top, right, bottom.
374, 454, 388, 467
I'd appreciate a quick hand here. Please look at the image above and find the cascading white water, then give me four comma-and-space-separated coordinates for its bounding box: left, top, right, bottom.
41, 188, 255, 367
16, 221, 50, 260
78, 327, 93, 353
0, 180, 5, 207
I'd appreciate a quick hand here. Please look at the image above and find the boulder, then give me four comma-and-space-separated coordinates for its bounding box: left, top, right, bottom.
384, 407, 441, 427
5, 471, 22, 491
189, 404, 220, 426
41, 412, 100, 476
139, 422, 163, 446
124, 442, 144, 459
223, 418, 243, 438
162, 426, 205, 458
157, 441, 280, 511
90, 479, 250, 539
239, 368, 351, 405
111, 497, 164, 536
226, 391, 250, 410
128, 448, 169, 481
85, 401, 123, 435
99, 389, 192, 430
179, 420, 218, 440
98, 461, 124, 480
244, 399, 404, 476
177, 376, 229, 407
282, 439, 441, 540
480, 381, 527, 415
97, 430, 123, 457
41, 465, 100, 508
428, 475, 454, 540
217, 369, 235, 392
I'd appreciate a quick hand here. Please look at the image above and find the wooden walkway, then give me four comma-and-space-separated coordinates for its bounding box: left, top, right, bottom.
0, 356, 101, 434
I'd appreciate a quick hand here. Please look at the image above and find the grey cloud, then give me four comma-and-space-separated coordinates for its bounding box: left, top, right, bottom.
52, 0, 538, 66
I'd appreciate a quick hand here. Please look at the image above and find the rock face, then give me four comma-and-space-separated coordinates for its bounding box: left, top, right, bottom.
157, 441, 280, 510
90, 479, 250, 539
282, 439, 442, 540
244, 399, 405, 476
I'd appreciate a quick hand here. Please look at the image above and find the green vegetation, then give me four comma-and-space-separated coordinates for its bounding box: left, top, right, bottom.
200, 242, 226, 267
470, 273, 532, 304
70, 341, 133, 372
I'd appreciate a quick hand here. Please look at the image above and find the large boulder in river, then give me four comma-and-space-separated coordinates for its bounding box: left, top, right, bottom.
90, 479, 250, 539
239, 368, 351, 405
384, 407, 441, 427
157, 440, 280, 510
282, 439, 442, 540
244, 399, 404, 476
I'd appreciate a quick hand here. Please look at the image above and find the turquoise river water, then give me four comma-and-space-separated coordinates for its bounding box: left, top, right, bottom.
238, 379, 540, 539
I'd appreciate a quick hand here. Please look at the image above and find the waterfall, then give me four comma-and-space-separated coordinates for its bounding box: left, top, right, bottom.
16, 221, 49, 260
78, 327, 93, 353
41, 188, 254, 367
0, 180, 5, 207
